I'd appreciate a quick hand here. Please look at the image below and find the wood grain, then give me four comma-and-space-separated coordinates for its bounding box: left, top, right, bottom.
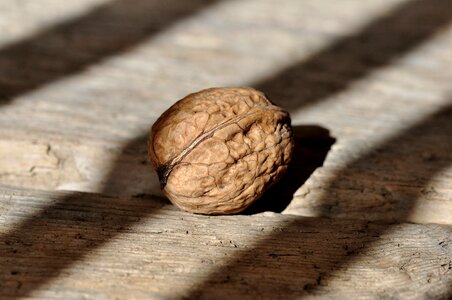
0, 187, 450, 299
0, 0, 451, 298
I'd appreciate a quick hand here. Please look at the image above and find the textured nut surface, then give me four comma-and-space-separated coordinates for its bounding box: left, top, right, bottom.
148, 87, 293, 214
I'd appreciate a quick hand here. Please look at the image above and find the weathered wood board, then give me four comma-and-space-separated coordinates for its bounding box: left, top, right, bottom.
0, 187, 451, 299
0, 0, 451, 298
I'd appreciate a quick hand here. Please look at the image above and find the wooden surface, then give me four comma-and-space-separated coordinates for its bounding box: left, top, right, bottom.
0, 0, 451, 299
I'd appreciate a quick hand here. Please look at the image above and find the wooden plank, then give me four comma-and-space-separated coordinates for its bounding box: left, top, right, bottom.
0, 187, 450, 299
1, 104, 451, 225
0, 132, 161, 198
0, 0, 451, 298
280, 105, 452, 224
0, 0, 451, 225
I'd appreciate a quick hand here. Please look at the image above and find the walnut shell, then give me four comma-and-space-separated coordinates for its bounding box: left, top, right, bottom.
148, 87, 293, 214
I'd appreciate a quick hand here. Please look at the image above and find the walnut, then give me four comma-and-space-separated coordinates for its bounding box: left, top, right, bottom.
148, 87, 293, 214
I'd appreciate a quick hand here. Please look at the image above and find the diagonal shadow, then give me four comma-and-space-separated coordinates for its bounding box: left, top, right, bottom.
257, 0, 452, 110
0, 0, 220, 297
0, 127, 331, 298
0, 134, 169, 298
184, 0, 452, 297
0, 0, 219, 104
1, 0, 452, 298
186, 103, 452, 298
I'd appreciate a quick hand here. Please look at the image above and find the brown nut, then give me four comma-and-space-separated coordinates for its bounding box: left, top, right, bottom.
148, 87, 293, 214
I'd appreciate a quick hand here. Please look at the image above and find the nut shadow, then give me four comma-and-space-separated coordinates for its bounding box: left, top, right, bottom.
184, 0, 452, 296
0, 0, 452, 298
244, 125, 336, 214
185, 103, 452, 299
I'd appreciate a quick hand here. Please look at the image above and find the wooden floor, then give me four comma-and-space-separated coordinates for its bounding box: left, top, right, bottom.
0, 0, 451, 299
